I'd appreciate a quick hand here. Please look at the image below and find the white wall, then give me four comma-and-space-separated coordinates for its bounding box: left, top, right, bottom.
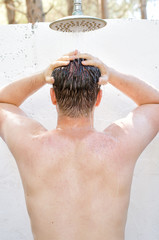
0, 20, 159, 240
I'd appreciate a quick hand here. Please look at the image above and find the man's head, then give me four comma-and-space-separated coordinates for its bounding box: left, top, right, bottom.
51, 58, 102, 118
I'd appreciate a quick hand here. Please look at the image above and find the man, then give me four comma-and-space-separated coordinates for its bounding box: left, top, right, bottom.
0, 50, 159, 240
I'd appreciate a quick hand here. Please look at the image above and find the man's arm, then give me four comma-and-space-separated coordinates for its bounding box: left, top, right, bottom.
0, 50, 77, 107
107, 68, 159, 129
78, 52, 159, 106
0, 73, 46, 107
0, 52, 76, 160
0, 72, 48, 162
78, 52, 159, 161
108, 68, 159, 106
107, 69, 159, 159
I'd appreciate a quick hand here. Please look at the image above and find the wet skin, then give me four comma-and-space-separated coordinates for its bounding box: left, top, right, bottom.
19, 128, 132, 240
0, 51, 159, 240
1, 103, 158, 240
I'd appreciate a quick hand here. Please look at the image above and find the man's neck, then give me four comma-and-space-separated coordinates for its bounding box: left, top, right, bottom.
56, 113, 94, 131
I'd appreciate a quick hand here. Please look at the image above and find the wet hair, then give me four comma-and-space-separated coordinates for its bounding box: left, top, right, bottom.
52, 58, 101, 118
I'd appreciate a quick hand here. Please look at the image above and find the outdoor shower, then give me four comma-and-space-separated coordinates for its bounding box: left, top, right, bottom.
49, 0, 107, 32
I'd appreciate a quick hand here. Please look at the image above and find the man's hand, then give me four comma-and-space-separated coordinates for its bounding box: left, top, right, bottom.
0, 50, 79, 107
43, 50, 79, 84
43, 50, 110, 85
75, 52, 110, 85
75, 52, 159, 106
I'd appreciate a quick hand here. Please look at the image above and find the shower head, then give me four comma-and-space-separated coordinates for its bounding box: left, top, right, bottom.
49, 15, 107, 33
49, 0, 107, 33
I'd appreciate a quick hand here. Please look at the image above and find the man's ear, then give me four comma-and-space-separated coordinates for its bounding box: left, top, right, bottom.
95, 89, 102, 107
50, 88, 57, 105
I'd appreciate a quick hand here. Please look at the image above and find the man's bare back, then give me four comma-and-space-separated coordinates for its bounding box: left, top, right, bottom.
0, 51, 159, 240
17, 127, 135, 240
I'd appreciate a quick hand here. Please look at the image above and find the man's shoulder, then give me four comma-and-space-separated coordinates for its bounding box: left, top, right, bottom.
0, 104, 47, 159
105, 104, 159, 135
103, 104, 159, 162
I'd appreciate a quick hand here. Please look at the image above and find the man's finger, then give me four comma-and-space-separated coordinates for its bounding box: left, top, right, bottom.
69, 49, 79, 56
98, 76, 109, 85
63, 50, 79, 57
51, 61, 70, 69
57, 56, 76, 61
46, 76, 55, 84
82, 60, 99, 67
57, 56, 71, 61
77, 53, 93, 60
